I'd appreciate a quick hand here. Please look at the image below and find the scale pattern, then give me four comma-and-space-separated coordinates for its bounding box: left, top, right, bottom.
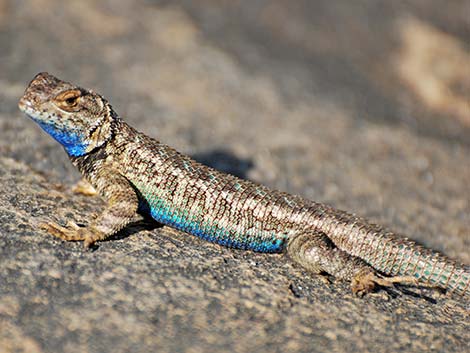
108, 123, 310, 253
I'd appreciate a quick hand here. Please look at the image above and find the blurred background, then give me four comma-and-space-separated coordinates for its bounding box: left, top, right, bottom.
0, 1, 469, 352
2, 1, 469, 137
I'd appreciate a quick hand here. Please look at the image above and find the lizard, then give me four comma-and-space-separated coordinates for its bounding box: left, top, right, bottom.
18, 72, 470, 297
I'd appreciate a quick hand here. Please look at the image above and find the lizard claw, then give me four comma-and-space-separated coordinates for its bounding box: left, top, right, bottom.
83, 237, 96, 249
351, 270, 378, 296
373, 275, 418, 287
66, 221, 81, 230
351, 270, 419, 296
39, 220, 100, 249
39, 221, 86, 242
72, 179, 97, 196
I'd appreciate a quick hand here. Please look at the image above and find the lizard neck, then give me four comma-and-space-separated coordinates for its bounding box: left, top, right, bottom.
70, 144, 109, 186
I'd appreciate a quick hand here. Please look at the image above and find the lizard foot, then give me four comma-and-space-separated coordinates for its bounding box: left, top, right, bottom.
39, 221, 96, 249
72, 179, 98, 196
351, 269, 418, 296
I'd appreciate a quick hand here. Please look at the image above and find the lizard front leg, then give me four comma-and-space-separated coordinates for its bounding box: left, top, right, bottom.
287, 231, 417, 295
41, 172, 139, 248
72, 178, 98, 196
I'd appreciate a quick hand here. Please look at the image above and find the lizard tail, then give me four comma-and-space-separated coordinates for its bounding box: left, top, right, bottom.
391, 244, 470, 296
352, 233, 470, 296
318, 209, 470, 296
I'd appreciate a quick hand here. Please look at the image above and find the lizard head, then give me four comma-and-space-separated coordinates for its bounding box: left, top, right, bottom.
18, 72, 117, 157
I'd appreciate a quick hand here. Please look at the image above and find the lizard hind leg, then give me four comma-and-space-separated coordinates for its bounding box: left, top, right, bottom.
286, 231, 416, 296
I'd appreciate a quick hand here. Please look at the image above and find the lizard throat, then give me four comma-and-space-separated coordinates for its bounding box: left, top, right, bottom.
35, 119, 89, 157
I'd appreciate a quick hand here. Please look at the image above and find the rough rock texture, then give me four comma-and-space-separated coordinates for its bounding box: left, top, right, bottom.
0, 1, 469, 352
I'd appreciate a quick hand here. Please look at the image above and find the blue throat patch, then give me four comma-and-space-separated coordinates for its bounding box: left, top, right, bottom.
37, 121, 88, 157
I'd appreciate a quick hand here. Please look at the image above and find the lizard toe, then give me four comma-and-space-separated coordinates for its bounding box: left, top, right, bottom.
39, 221, 86, 242
83, 236, 96, 249
351, 270, 378, 296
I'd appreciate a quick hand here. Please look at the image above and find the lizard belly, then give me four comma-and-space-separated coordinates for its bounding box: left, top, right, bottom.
137, 193, 285, 253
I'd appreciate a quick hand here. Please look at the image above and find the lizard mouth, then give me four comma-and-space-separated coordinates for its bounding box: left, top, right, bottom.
18, 98, 41, 123
18, 96, 33, 113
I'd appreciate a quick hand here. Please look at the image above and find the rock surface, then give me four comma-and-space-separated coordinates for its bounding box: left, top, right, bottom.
0, 1, 469, 352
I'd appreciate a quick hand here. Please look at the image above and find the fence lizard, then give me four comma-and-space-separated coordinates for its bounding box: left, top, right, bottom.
18, 72, 469, 297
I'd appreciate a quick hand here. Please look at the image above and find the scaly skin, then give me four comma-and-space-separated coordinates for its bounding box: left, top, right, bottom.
18, 72, 470, 297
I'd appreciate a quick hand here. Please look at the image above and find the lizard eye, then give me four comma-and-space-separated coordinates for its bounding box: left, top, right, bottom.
65, 96, 78, 105
55, 90, 82, 110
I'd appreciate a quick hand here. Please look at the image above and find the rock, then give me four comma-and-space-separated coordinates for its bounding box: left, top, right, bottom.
0, 1, 468, 352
